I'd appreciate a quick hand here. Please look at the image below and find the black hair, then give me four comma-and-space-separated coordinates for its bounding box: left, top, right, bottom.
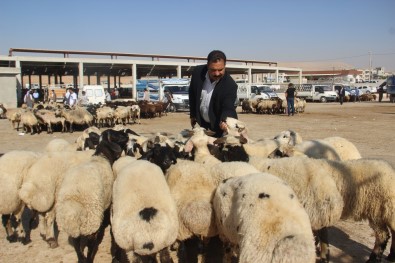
207, 50, 226, 64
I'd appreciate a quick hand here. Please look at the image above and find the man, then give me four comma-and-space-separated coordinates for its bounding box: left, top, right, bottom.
189, 50, 238, 137
77, 90, 90, 106
338, 86, 345, 105
285, 83, 297, 116
68, 89, 77, 107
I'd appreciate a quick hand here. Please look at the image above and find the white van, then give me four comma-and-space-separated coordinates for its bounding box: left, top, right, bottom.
161, 79, 190, 111
79, 85, 106, 104
296, 84, 337, 102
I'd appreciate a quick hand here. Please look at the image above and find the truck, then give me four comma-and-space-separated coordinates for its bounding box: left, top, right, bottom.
236, 80, 279, 104
386, 75, 395, 103
296, 84, 338, 102
161, 78, 190, 111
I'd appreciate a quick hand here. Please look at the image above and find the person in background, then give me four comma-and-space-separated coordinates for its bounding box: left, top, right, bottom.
77, 90, 89, 106
114, 87, 119, 99
143, 88, 150, 101
105, 90, 112, 102
32, 89, 40, 102
378, 81, 386, 102
189, 50, 238, 137
24, 90, 34, 108
64, 88, 71, 105
338, 86, 345, 105
49, 89, 57, 103
354, 87, 360, 102
163, 90, 174, 112
285, 83, 297, 116
68, 89, 77, 107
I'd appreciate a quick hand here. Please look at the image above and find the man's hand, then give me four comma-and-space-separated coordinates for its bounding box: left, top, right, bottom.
219, 121, 228, 131
190, 117, 197, 128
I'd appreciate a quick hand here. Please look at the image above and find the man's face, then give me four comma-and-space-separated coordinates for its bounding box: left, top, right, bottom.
208, 59, 225, 82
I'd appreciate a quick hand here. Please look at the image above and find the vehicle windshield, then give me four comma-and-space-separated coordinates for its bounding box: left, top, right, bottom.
166, 85, 189, 94
251, 86, 273, 93
316, 85, 332, 91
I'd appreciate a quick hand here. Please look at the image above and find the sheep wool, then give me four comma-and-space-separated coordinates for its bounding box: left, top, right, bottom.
19, 150, 93, 213
249, 156, 344, 230
214, 173, 315, 263
166, 159, 217, 240
56, 155, 115, 237
0, 150, 42, 214
111, 158, 178, 255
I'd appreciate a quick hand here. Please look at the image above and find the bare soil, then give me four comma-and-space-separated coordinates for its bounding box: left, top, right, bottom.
0, 98, 395, 263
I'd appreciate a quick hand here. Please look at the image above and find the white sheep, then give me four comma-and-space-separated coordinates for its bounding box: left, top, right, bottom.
34, 109, 65, 133
19, 150, 93, 247
113, 105, 131, 125
95, 106, 115, 128
274, 130, 362, 161
130, 104, 141, 124
166, 159, 218, 241
57, 106, 94, 132
248, 156, 344, 262
5, 108, 23, 130
111, 156, 178, 259
20, 109, 41, 135
44, 138, 78, 152
0, 150, 42, 243
55, 140, 123, 263
308, 158, 395, 262
213, 173, 316, 263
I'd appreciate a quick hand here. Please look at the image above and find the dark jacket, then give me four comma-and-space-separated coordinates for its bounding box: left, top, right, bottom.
189, 64, 238, 136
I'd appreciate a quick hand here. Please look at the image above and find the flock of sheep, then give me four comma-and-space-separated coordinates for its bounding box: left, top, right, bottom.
241, 98, 306, 114
1, 117, 395, 263
1, 99, 175, 135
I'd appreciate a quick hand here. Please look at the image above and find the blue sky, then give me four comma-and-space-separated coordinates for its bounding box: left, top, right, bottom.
1, 0, 394, 71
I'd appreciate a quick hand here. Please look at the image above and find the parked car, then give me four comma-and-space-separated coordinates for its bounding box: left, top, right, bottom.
250, 85, 279, 100
344, 86, 356, 96
358, 86, 377, 94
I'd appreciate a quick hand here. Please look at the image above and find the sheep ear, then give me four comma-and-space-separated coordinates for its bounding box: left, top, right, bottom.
204, 130, 216, 136
239, 136, 248, 144
213, 137, 226, 145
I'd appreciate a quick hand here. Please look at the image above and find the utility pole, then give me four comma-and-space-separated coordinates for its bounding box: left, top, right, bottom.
369, 51, 372, 81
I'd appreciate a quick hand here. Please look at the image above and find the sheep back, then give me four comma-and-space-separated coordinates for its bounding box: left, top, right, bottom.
249, 156, 344, 230
166, 159, 217, 240
214, 173, 315, 263
56, 156, 114, 237
111, 160, 178, 255
19, 151, 93, 213
322, 136, 362, 160
0, 150, 42, 214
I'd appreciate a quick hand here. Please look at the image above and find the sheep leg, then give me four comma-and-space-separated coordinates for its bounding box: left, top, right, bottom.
71, 236, 88, 263
2, 214, 17, 242
110, 226, 128, 263
183, 237, 199, 263
202, 236, 224, 263
19, 206, 37, 245
86, 208, 110, 263
69, 122, 74, 133
387, 229, 395, 262
159, 247, 174, 263
314, 228, 330, 263
367, 221, 390, 263
44, 208, 59, 248
38, 213, 47, 240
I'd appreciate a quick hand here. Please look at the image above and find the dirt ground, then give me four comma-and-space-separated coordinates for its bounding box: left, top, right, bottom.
0, 98, 395, 263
